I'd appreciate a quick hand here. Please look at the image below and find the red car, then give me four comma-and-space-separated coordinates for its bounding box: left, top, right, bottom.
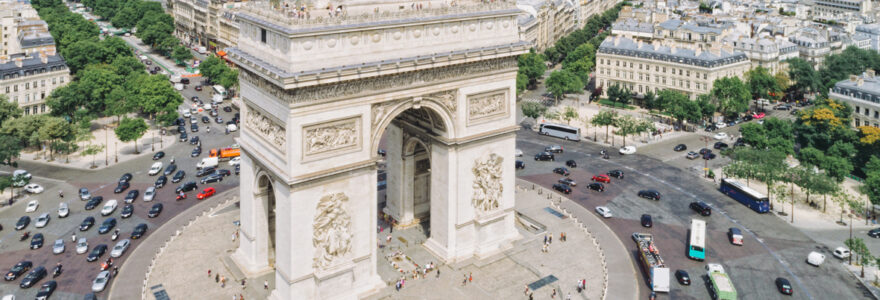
752, 112, 766, 119
591, 174, 610, 183
197, 187, 216, 200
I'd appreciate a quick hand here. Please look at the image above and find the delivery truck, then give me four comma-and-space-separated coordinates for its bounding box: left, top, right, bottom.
633, 233, 670, 293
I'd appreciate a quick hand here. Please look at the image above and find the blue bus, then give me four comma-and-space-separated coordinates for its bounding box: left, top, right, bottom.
720, 178, 770, 213
539, 123, 580, 141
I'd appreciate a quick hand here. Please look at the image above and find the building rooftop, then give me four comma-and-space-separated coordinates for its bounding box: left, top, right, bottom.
19, 32, 55, 48
597, 36, 748, 68
612, 19, 653, 34
0, 54, 67, 79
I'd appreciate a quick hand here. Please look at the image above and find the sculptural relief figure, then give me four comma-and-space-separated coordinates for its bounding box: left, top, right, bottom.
245, 106, 286, 149
472, 153, 503, 214
312, 192, 353, 270
304, 120, 359, 154
468, 92, 506, 120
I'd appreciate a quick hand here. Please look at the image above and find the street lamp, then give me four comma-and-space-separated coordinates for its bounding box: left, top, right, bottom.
104, 124, 109, 166
849, 213, 853, 265
700, 136, 711, 178
115, 141, 118, 163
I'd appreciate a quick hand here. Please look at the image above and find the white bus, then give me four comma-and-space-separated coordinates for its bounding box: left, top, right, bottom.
213, 85, 227, 99
688, 219, 706, 261
538, 123, 580, 141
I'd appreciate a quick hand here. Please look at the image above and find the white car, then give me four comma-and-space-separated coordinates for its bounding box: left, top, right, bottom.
226, 123, 238, 132
833, 247, 851, 259
100, 199, 118, 216
715, 122, 728, 129
229, 157, 241, 166
807, 251, 825, 266
34, 213, 50, 228
58, 202, 69, 218
52, 239, 65, 254
148, 162, 163, 176
25, 200, 39, 213
23, 183, 43, 194
595, 206, 612, 218
515, 149, 523, 157
618, 146, 636, 155
92, 270, 111, 292
2, 295, 13, 300
182, 110, 192, 118
76, 238, 88, 254
110, 239, 131, 258
144, 187, 156, 202
713, 132, 729, 140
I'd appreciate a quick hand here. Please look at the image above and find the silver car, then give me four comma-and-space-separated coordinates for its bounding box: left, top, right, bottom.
91, 270, 111, 292
58, 202, 69, 218
110, 239, 130, 258
76, 238, 88, 254
52, 239, 65, 254
34, 213, 50, 228
79, 187, 90, 200
143, 187, 156, 202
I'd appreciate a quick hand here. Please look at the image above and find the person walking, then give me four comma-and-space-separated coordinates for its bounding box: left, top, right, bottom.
524, 284, 530, 295
264, 280, 269, 290
548, 234, 552, 244
215, 274, 220, 283
468, 272, 472, 283
551, 288, 557, 299
436, 268, 441, 278
71, 233, 76, 243
543, 234, 548, 244
208, 269, 211, 277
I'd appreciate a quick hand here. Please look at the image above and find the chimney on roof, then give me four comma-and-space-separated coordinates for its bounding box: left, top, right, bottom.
13, 57, 22, 68
695, 45, 702, 56
868, 69, 876, 78
614, 36, 621, 46
851, 74, 859, 82
39, 52, 47, 64
858, 77, 865, 86
637, 40, 643, 48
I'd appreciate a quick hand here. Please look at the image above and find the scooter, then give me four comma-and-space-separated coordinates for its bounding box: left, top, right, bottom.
603, 153, 609, 159
176, 193, 187, 201
20, 232, 29, 241
111, 230, 119, 241
52, 265, 62, 278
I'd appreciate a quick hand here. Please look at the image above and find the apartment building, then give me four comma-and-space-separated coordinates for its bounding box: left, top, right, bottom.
172, 0, 244, 51
830, 70, 880, 127
518, 0, 577, 51
811, 0, 872, 18
788, 27, 830, 67
722, 34, 798, 74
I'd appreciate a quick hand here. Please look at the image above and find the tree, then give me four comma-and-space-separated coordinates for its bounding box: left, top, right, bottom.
545, 70, 583, 102
111, 55, 146, 78
711, 76, 751, 117
516, 72, 528, 93
0, 175, 11, 202
774, 71, 791, 96
591, 110, 618, 143
115, 117, 148, 153
834, 191, 860, 223
129, 74, 184, 117
101, 37, 132, 61
788, 58, 819, 94
38, 117, 75, 161
171, 45, 193, 65
696, 94, 716, 123
81, 144, 104, 168
521, 102, 547, 123
562, 106, 579, 125
613, 115, 640, 147
518, 52, 546, 84
739, 123, 767, 148
0, 135, 22, 167
0, 95, 22, 127
746, 66, 781, 103
606, 83, 632, 108
642, 90, 657, 110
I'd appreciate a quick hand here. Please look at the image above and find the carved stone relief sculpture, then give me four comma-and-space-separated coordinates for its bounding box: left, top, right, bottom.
245, 105, 287, 151
467, 90, 508, 124
472, 153, 504, 214
312, 192, 352, 270
303, 118, 361, 156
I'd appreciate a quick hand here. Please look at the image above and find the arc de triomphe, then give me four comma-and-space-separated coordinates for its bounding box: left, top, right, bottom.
228, 1, 528, 299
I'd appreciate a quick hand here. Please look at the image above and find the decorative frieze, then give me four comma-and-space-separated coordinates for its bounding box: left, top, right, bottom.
467, 89, 508, 125
424, 90, 457, 114
245, 104, 287, 151
312, 192, 352, 270
472, 153, 504, 214
303, 117, 361, 157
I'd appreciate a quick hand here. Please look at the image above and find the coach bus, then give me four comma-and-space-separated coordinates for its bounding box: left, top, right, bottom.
720, 178, 770, 213
538, 123, 580, 141
688, 219, 706, 261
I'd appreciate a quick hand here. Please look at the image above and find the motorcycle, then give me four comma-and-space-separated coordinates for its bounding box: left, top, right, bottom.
176, 193, 187, 201
101, 259, 113, 271
52, 265, 62, 278
603, 153, 609, 159
600, 149, 607, 156
20, 232, 29, 241
111, 229, 120, 241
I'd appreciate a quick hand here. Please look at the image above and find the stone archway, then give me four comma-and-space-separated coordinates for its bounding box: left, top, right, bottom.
257, 174, 276, 267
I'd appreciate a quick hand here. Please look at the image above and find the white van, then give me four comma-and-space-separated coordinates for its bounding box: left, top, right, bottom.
174, 83, 184, 91
807, 251, 825, 266
197, 157, 219, 169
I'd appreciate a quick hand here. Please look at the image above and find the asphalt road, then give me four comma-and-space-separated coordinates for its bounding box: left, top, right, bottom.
516, 129, 871, 300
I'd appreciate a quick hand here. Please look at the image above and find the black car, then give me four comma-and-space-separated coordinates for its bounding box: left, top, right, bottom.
19, 266, 46, 288
98, 218, 117, 234
181, 78, 190, 84
176, 118, 185, 126
235, 165, 240, 175
84, 293, 98, 300
703, 152, 717, 160
587, 182, 605, 192
5, 261, 32, 281
775, 277, 793, 295
201, 116, 211, 124
30, 233, 44, 249
705, 125, 717, 132
196, 166, 216, 177
675, 270, 690, 285
36, 280, 57, 299
172, 170, 186, 183
607, 170, 624, 179
132, 223, 149, 239
544, 145, 563, 153
869, 228, 880, 238
713, 142, 729, 150
85, 197, 102, 210
118, 173, 133, 183
179, 132, 188, 142
164, 163, 178, 175
191, 123, 199, 132
125, 190, 139, 203
640, 214, 653, 228
201, 173, 224, 184
15, 216, 30, 230
638, 190, 661, 201
552, 183, 571, 194
223, 106, 233, 112
121, 204, 134, 218
177, 125, 186, 134
114, 181, 130, 193
742, 115, 753, 121
191, 147, 202, 157
565, 160, 577, 168
552, 167, 570, 176
515, 160, 525, 169
699, 148, 712, 155
673, 144, 687, 151
189, 136, 200, 145
148, 204, 163, 218
216, 169, 232, 177
79, 217, 96, 232
734, 138, 746, 147
176, 181, 198, 193
775, 104, 791, 110
153, 151, 165, 160
87, 244, 108, 262
690, 201, 712, 216
534, 152, 555, 161
155, 175, 168, 188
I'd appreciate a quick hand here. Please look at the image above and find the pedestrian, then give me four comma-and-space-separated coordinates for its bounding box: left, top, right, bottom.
208, 269, 211, 277
241, 279, 246, 286
386, 235, 392, 244
232, 232, 236, 242
566, 292, 571, 300
529, 292, 534, 300
551, 288, 557, 298
524, 284, 530, 295
239, 294, 244, 300
72, 233, 76, 242
395, 280, 401, 291
436, 268, 441, 278
468, 272, 472, 283
221, 276, 226, 287
462, 274, 468, 286
548, 234, 552, 244
264, 280, 269, 290
215, 274, 219, 283
543, 234, 548, 244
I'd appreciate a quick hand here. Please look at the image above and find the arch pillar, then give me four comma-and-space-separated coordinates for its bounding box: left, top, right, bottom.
233, 153, 274, 276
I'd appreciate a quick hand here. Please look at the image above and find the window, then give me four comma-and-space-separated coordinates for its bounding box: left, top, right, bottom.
629, 62, 633, 68
40, 92, 45, 99
4, 87, 7, 93
859, 106, 863, 113
260, 28, 267, 43
25, 95, 29, 102
41, 104, 45, 113
866, 109, 871, 116
679, 70, 683, 76
687, 70, 690, 77
24, 107, 29, 115
639, 63, 642, 70
856, 119, 861, 126
25, 83, 29, 90
60, 77, 64, 84
41, 80, 45, 87
616, 71, 620, 77
52, 78, 56, 85
12, 96, 16, 102
663, 67, 666, 72
14, 85, 17, 92
646, 75, 650, 81
696, 83, 701, 90
671, 68, 675, 74
704, 74, 707, 80
600, 59, 604, 64
656, 66, 659, 72
875, 111, 879, 119
616, 61, 620, 66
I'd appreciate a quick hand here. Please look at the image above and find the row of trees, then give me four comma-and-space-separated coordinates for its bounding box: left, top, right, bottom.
199, 56, 239, 89
788, 47, 880, 98
520, 102, 654, 146
79, 0, 190, 59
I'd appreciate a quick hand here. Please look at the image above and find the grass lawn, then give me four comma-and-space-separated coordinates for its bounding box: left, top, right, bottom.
597, 99, 635, 109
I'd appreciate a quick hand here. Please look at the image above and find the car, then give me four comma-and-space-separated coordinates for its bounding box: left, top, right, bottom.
190, 136, 200, 145
595, 206, 612, 218
544, 145, 563, 153
619, 146, 636, 155
148, 162, 163, 175
15, 216, 30, 230
76, 238, 88, 254
690, 201, 712, 216
235, 165, 240, 175
34, 213, 50, 228
197, 166, 216, 177
790, 108, 800, 115
118, 173, 133, 183
201, 116, 211, 124
591, 174, 610, 183
673, 144, 687, 151
152, 151, 165, 160
5, 261, 32, 281
868, 228, 880, 238
757, 119, 764, 125
155, 175, 168, 188
565, 160, 577, 168
30, 233, 43, 249
704, 125, 717, 132
587, 182, 605, 192
216, 169, 232, 177
201, 173, 224, 184
100, 200, 118, 216
637, 190, 661, 201
833, 247, 851, 259
110, 239, 131, 258
807, 251, 825, 266
51, 239, 65, 254
172, 170, 186, 183
215, 116, 224, 124
121, 204, 134, 218
114, 181, 130, 193
734, 138, 745, 147
24, 183, 43, 194
515, 160, 525, 169
87, 244, 107, 262
699, 148, 712, 155
229, 156, 241, 166
191, 147, 202, 157
552, 183, 571, 194
197, 187, 217, 199
775, 104, 791, 110
752, 112, 766, 119
98, 218, 117, 234
223, 106, 233, 112
80, 216, 95, 231
775, 277, 793, 295
675, 270, 690, 285
713, 132, 728, 140
515, 149, 523, 157
713, 142, 729, 150
191, 123, 199, 132
148, 203, 163, 218
703, 152, 717, 160
686, 151, 700, 159
179, 132, 188, 142
640, 214, 653, 228
124, 190, 139, 203
742, 115, 753, 121
25, 200, 39, 213
58, 202, 69, 218
12, 170, 31, 186
92, 271, 111, 292
19, 266, 46, 288
79, 187, 91, 200
534, 152, 555, 161
226, 123, 237, 132
715, 122, 728, 129
607, 170, 624, 179
552, 167, 570, 176
195, 85, 203, 91
189, 116, 198, 125
85, 197, 102, 210
164, 163, 178, 176
131, 223, 149, 239
558, 178, 577, 187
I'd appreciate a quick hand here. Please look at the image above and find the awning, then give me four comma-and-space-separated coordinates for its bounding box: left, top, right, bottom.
216, 50, 227, 56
